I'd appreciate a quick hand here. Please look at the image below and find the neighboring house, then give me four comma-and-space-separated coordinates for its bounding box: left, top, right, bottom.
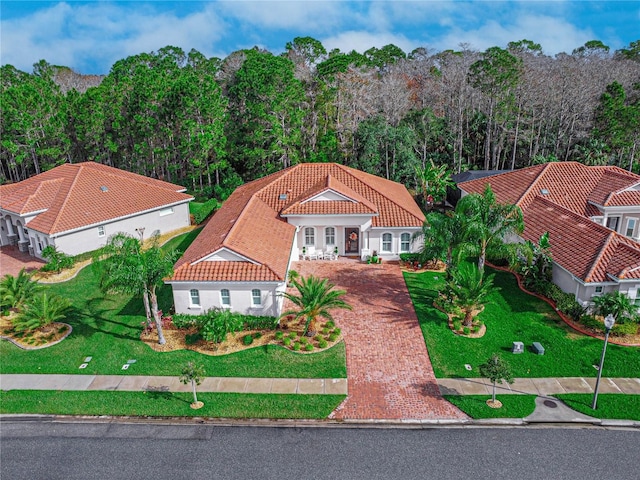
457, 162, 640, 308
0, 162, 193, 259
168, 163, 425, 317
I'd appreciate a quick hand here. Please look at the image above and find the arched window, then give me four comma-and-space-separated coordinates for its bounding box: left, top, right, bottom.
400, 233, 411, 252
382, 233, 392, 252
189, 289, 201, 307
220, 289, 231, 307
325, 227, 336, 246
251, 289, 262, 306
304, 227, 315, 246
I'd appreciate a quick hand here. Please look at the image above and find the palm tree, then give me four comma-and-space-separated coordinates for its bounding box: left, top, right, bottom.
593, 291, 639, 324
93, 233, 178, 344
281, 274, 352, 336
415, 163, 455, 211
456, 184, 524, 272
0, 269, 41, 311
11, 292, 71, 332
448, 263, 498, 327
413, 210, 466, 271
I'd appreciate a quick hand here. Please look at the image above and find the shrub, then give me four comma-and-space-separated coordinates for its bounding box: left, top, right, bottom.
288, 332, 298, 340
463, 327, 471, 335
333, 328, 341, 335
172, 313, 198, 330
185, 333, 202, 345
328, 333, 339, 342
274, 331, 284, 340
41, 246, 75, 273
196, 308, 244, 343
612, 322, 638, 337
243, 315, 278, 330
283, 337, 291, 346
299, 337, 308, 344
579, 315, 602, 331
254, 332, 262, 339
293, 342, 302, 351
472, 325, 480, 333
318, 339, 328, 348
305, 344, 314, 351
325, 320, 335, 328
243, 334, 254, 346
452, 319, 462, 331
399, 253, 420, 263
191, 197, 220, 224
321, 328, 330, 335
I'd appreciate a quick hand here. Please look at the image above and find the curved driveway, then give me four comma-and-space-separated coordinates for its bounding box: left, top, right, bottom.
290, 258, 466, 420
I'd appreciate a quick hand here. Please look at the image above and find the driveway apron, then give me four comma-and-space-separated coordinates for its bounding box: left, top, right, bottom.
0, 246, 45, 277
289, 259, 466, 420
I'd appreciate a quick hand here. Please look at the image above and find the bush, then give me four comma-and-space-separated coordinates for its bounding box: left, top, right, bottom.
243, 315, 278, 330
318, 339, 328, 348
185, 333, 202, 345
196, 308, 244, 343
172, 313, 198, 329
321, 328, 330, 335
333, 328, 341, 335
254, 332, 262, 339
243, 334, 254, 346
328, 333, 339, 342
283, 337, 291, 346
325, 321, 335, 328
274, 331, 284, 340
462, 327, 471, 335
579, 315, 602, 331
293, 342, 302, 351
399, 253, 420, 263
191, 198, 220, 224
305, 344, 314, 351
41, 246, 74, 273
452, 319, 462, 331
612, 322, 638, 337
299, 337, 308, 344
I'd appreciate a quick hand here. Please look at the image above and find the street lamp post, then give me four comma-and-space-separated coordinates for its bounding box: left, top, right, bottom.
591, 314, 616, 410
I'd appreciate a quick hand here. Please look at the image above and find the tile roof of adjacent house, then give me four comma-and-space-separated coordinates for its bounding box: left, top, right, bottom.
458, 162, 640, 284
172, 163, 425, 283
0, 162, 192, 235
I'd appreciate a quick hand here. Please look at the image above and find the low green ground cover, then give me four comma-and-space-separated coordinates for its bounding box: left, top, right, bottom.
554, 394, 640, 421
405, 269, 640, 378
0, 231, 346, 379
444, 395, 537, 419
0, 390, 345, 419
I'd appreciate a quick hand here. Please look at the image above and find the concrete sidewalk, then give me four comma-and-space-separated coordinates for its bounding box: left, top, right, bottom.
0, 374, 348, 395
437, 377, 640, 396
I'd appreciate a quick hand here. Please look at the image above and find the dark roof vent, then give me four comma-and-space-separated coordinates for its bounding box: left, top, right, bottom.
540, 188, 549, 195
279, 193, 287, 201
100, 186, 108, 192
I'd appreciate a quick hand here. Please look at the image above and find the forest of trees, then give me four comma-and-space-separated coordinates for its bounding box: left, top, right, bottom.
1, 38, 639, 200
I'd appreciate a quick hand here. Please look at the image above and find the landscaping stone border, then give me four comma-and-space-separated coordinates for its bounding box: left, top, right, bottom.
0, 323, 72, 350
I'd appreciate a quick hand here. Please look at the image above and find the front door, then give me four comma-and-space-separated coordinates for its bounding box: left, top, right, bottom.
345, 228, 359, 254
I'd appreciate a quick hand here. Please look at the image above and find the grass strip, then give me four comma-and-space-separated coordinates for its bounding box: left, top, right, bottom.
405, 269, 640, 378
444, 394, 537, 419
0, 390, 345, 419
554, 394, 640, 421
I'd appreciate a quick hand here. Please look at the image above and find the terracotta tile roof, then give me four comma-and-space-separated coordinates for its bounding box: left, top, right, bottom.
0, 162, 192, 235
458, 163, 640, 284
171, 163, 424, 284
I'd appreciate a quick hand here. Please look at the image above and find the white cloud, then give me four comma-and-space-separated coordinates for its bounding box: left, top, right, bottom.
322, 30, 415, 55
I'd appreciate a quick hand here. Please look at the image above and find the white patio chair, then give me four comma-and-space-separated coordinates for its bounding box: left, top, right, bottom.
306, 246, 319, 260
324, 247, 336, 260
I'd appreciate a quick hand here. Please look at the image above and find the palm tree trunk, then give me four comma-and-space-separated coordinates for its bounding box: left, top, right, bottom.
149, 287, 166, 345
463, 309, 474, 327
191, 379, 198, 404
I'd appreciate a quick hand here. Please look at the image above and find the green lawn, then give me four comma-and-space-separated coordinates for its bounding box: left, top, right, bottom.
405, 269, 640, 378
0, 390, 345, 419
444, 394, 537, 419
1, 231, 346, 379
554, 394, 640, 421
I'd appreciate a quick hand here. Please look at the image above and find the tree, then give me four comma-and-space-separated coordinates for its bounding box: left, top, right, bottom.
281, 275, 351, 336
41, 245, 74, 273
180, 361, 206, 409
414, 162, 455, 210
447, 263, 497, 327
456, 184, 524, 271
413, 211, 466, 271
93, 233, 178, 344
593, 292, 639, 324
519, 232, 552, 293
0, 269, 41, 311
479, 354, 513, 404
12, 292, 71, 332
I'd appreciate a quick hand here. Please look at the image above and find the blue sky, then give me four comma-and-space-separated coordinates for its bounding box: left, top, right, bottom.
1, 1, 638, 74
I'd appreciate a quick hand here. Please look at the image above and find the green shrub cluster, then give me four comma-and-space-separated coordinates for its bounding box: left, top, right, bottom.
191, 198, 220, 224
399, 253, 420, 263
40, 246, 74, 273
545, 284, 585, 321
243, 334, 254, 345
579, 314, 638, 337
243, 316, 278, 330
172, 310, 277, 343
172, 314, 198, 329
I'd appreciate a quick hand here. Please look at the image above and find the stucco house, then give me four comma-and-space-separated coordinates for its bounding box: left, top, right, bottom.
0, 162, 192, 259
457, 162, 640, 308
168, 163, 425, 317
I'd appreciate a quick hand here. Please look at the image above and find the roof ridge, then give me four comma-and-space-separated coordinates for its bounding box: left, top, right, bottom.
584, 231, 616, 282
334, 163, 422, 224
516, 163, 551, 208
47, 165, 82, 234
222, 194, 269, 264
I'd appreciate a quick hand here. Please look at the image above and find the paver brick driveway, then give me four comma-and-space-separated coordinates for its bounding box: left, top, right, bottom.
290, 258, 466, 420
0, 246, 45, 277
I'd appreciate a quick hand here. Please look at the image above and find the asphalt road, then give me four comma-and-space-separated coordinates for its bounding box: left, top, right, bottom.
1, 421, 638, 480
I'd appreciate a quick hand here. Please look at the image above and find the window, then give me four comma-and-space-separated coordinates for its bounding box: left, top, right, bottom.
251, 289, 262, 307
382, 233, 392, 252
189, 289, 201, 307
220, 289, 230, 307
97, 226, 105, 237
606, 216, 619, 231
159, 207, 174, 217
400, 233, 411, 252
594, 286, 603, 295
626, 218, 637, 238
325, 227, 336, 246
304, 227, 315, 246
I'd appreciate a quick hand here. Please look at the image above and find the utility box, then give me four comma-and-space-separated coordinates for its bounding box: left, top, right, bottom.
532, 342, 545, 355
512, 341, 524, 354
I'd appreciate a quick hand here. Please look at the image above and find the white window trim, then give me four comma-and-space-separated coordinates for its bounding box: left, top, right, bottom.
304, 227, 316, 246
189, 289, 201, 309
251, 289, 262, 307
625, 217, 637, 238
98, 226, 105, 237
400, 232, 411, 253
381, 232, 393, 253
325, 227, 336, 247
159, 207, 174, 217
220, 289, 231, 308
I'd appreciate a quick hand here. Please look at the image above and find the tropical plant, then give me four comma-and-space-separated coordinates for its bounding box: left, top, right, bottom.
456, 184, 524, 272
592, 292, 639, 324
414, 162, 455, 210
413, 210, 466, 271
11, 292, 71, 332
0, 269, 41, 311
179, 361, 206, 408
40, 245, 75, 273
93, 233, 179, 344
281, 275, 351, 336
479, 354, 514, 404
519, 232, 553, 292
447, 263, 498, 327
196, 308, 244, 343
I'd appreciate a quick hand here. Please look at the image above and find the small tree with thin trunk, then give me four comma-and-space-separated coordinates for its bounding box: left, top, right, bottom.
180, 361, 206, 409
479, 354, 514, 406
